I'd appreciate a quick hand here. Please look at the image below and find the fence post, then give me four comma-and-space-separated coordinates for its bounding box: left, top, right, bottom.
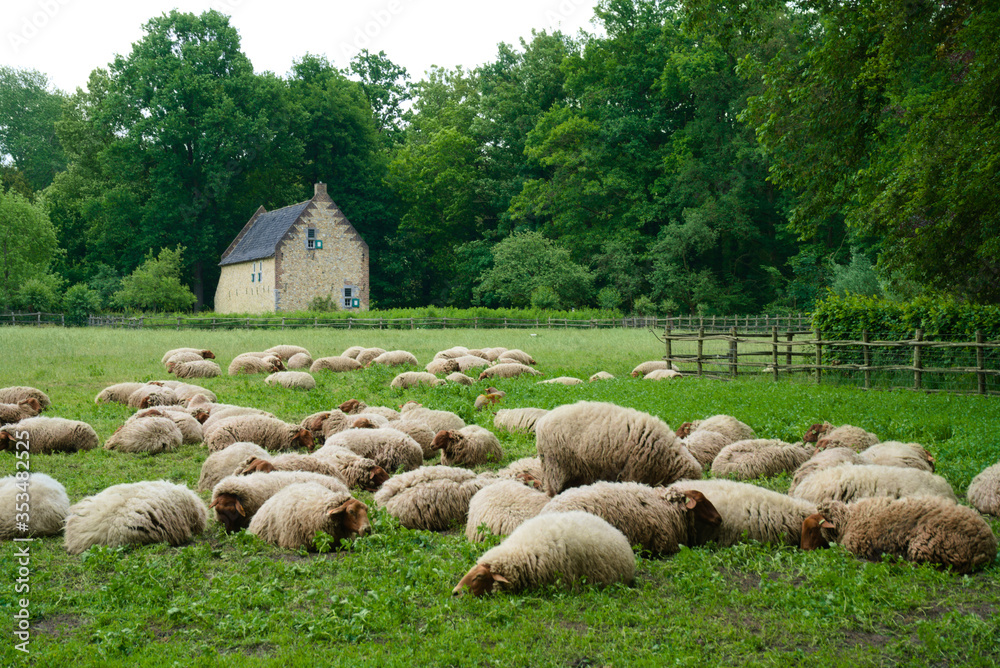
664, 321, 672, 368
862, 330, 871, 390
37, 313, 41, 326
697, 327, 704, 376
913, 328, 923, 390
282, 317, 285, 330
976, 330, 986, 394
772, 326, 779, 381
729, 327, 738, 377
61, 314, 64, 327
814, 328, 822, 385
412, 317, 415, 330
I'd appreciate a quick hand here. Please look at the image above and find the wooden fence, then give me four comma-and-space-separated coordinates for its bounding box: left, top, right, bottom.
658, 326, 1000, 395
0, 312, 65, 326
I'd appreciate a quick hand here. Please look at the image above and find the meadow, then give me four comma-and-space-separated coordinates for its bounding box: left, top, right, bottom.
1, 326, 998, 667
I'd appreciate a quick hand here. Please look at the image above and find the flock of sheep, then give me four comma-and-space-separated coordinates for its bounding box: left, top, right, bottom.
1, 342, 999, 599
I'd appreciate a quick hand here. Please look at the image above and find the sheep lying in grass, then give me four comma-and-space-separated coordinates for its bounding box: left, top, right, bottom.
675, 415, 755, 442
286, 353, 313, 370
535, 401, 702, 496
399, 404, 466, 434
644, 369, 682, 380
160, 348, 215, 365
355, 347, 388, 367
237, 453, 344, 480
453, 355, 490, 372
482, 347, 508, 361
801, 496, 998, 573
543, 482, 721, 556
425, 358, 460, 375
788, 448, 864, 495
497, 349, 536, 366
170, 360, 222, 379
446, 372, 475, 386
64, 481, 207, 554
202, 407, 278, 437
210, 471, 349, 532
320, 410, 358, 441
790, 464, 957, 505
127, 384, 179, 409
465, 480, 550, 542
0, 398, 42, 426
248, 482, 370, 550
711, 439, 811, 480
0, 417, 99, 454
373, 465, 491, 531
0, 472, 70, 539
341, 346, 364, 359
130, 408, 203, 444
0, 386, 50, 411
630, 361, 680, 377
105, 416, 184, 454
453, 511, 634, 597
205, 415, 314, 453
165, 351, 205, 368
966, 462, 1000, 516
351, 413, 389, 429
478, 363, 541, 381
369, 350, 418, 367
264, 345, 310, 361
338, 399, 403, 418
589, 372, 614, 382
537, 377, 584, 385
95, 382, 146, 405
323, 428, 423, 473
497, 457, 544, 488
680, 430, 730, 470
264, 371, 316, 390
310, 356, 363, 373
171, 383, 215, 403
493, 408, 549, 434
390, 372, 445, 389
431, 425, 503, 467
229, 354, 284, 375
859, 441, 935, 472
813, 424, 880, 453
198, 442, 271, 492
433, 346, 470, 360
310, 445, 391, 491
386, 420, 436, 459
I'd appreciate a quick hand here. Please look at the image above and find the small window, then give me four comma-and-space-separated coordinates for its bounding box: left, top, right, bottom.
251, 273, 255, 283
307, 228, 319, 250
344, 287, 352, 298
344, 298, 352, 308
258, 272, 262, 282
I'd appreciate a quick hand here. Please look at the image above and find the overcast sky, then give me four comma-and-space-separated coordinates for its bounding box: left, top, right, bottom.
2, 0, 604, 92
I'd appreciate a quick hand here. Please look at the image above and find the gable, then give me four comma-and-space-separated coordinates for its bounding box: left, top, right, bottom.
219, 201, 311, 266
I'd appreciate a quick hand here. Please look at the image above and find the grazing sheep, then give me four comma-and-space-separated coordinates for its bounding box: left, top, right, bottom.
711, 439, 811, 480
630, 361, 676, 377
788, 448, 865, 495
373, 465, 490, 531
814, 424, 880, 453
675, 415, 755, 443
286, 353, 314, 370
237, 453, 343, 479
425, 358, 461, 375
535, 401, 702, 496
452, 511, 635, 596
465, 349, 490, 360
341, 346, 364, 359
95, 382, 146, 405
205, 415, 314, 453
351, 413, 389, 429
386, 420, 436, 459
264, 345, 310, 361
544, 482, 721, 556
482, 347, 508, 362
311, 444, 391, 491
433, 346, 470, 360
104, 416, 184, 454
537, 377, 584, 385
0, 398, 42, 426
198, 442, 271, 492
644, 369, 682, 380
497, 457, 544, 487
859, 441, 935, 472
202, 407, 277, 437
478, 363, 541, 381
210, 471, 349, 532
453, 355, 490, 372
0, 417, 99, 454
431, 425, 503, 467
801, 496, 998, 574
446, 372, 475, 386
369, 350, 419, 367
171, 360, 222, 379
790, 464, 958, 505
171, 383, 215, 403
680, 429, 730, 470
589, 372, 614, 382
129, 408, 203, 444
497, 349, 536, 366
670, 478, 818, 547
264, 371, 316, 390
0, 386, 50, 411
127, 384, 179, 409
399, 405, 466, 434
493, 408, 549, 434
465, 480, 550, 542
160, 348, 215, 365
164, 351, 203, 367
64, 481, 207, 554
320, 410, 358, 441
0, 472, 70, 538
248, 482, 370, 550
355, 347, 388, 367
310, 356, 363, 373
390, 372, 445, 389
966, 462, 1000, 516
229, 355, 284, 375
323, 428, 423, 473
474, 388, 506, 411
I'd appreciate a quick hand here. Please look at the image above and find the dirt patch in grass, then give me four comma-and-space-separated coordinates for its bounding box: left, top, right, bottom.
33, 613, 85, 638
719, 568, 761, 593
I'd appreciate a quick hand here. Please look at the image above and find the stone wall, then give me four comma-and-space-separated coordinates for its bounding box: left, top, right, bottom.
214, 258, 275, 313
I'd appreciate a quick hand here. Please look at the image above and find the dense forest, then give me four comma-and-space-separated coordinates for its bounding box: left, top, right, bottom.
1, 0, 997, 314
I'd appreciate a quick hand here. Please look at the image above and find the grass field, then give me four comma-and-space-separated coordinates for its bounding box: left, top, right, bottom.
1, 326, 998, 667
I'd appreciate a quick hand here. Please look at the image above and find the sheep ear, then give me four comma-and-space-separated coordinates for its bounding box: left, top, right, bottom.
328, 501, 350, 517
492, 573, 511, 584
235, 500, 246, 517
208, 498, 218, 509
819, 519, 835, 529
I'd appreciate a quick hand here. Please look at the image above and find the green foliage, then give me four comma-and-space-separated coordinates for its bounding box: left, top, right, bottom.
112, 246, 197, 313
13, 274, 63, 312
0, 67, 67, 190
597, 286, 623, 311
307, 294, 340, 313
829, 248, 883, 299
87, 264, 123, 309
63, 283, 103, 324
0, 188, 60, 307
632, 295, 657, 316
529, 285, 561, 310
812, 294, 1000, 342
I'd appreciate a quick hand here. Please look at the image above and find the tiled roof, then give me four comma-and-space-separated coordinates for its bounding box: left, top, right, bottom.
219, 201, 311, 266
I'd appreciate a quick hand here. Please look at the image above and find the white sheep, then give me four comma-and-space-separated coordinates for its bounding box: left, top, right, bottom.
497, 457, 544, 487
323, 428, 423, 473
341, 346, 365, 359
210, 470, 349, 532
390, 372, 446, 389
813, 424, 880, 453
629, 361, 680, 377
310, 444, 391, 491
790, 463, 958, 505
229, 354, 284, 375
478, 363, 541, 381
320, 410, 357, 441
95, 382, 146, 405
675, 414, 755, 443
264, 371, 316, 390
355, 347, 388, 367
130, 408, 203, 444
859, 441, 935, 472
644, 369, 682, 380
235, 452, 345, 480
452, 511, 634, 596
264, 345, 310, 361
966, 462, 1000, 516
588, 372, 615, 382
537, 377, 584, 385
170, 360, 222, 378
64, 481, 208, 554
160, 348, 215, 365
286, 353, 314, 370
386, 420, 436, 459
465, 480, 550, 542
369, 350, 419, 367
788, 448, 864, 495
425, 358, 460, 375
433, 346, 470, 360
171, 383, 216, 403
337, 400, 401, 420
0, 472, 70, 538
165, 351, 205, 367
535, 401, 702, 496
205, 415, 315, 453
202, 407, 277, 438
310, 356, 363, 373
431, 425, 503, 467
493, 408, 549, 434
105, 416, 184, 454
399, 404, 466, 434
127, 384, 179, 409
711, 439, 811, 480
680, 429, 730, 470
0, 417, 99, 454
197, 442, 271, 492
446, 372, 475, 386
373, 465, 491, 531
482, 347, 508, 361
453, 355, 490, 372
496, 349, 536, 366
0, 398, 42, 427
247, 482, 370, 550
350, 413, 390, 429
0, 386, 50, 411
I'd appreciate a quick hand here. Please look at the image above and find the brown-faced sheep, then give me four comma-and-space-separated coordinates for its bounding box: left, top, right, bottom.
478, 363, 541, 381
323, 428, 423, 473
0, 417, 99, 454
589, 371, 615, 382
311, 444, 391, 491
0, 386, 50, 411
859, 441, 935, 472
236, 453, 345, 481
0, 398, 42, 426
160, 348, 215, 365
493, 408, 549, 434
390, 372, 445, 389
210, 471, 349, 532
790, 464, 957, 505
310, 356, 363, 373
247, 482, 370, 550
105, 416, 183, 454
264, 371, 316, 390
164, 351, 204, 367
127, 384, 179, 409
229, 355, 284, 375
453, 355, 490, 372
0, 472, 69, 539
814, 424, 880, 453
711, 439, 811, 480
966, 462, 1000, 516
373, 465, 491, 531
264, 345, 310, 361
431, 425, 503, 467
205, 415, 314, 453
369, 350, 419, 367
465, 480, 550, 542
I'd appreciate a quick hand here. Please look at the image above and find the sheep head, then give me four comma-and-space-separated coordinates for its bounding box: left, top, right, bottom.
165, 361, 176, 374
352, 416, 379, 429
364, 465, 390, 492
803, 422, 833, 443
800, 513, 836, 550
239, 457, 275, 475
431, 430, 459, 455
327, 498, 371, 541
452, 563, 510, 597
516, 472, 543, 490
191, 408, 210, 424
267, 357, 285, 372
474, 394, 503, 411
682, 490, 722, 527
302, 412, 331, 432
485, 387, 505, 397
675, 422, 696, 438
210, 493, 249, 532
339, 399, 365, 415
201, 350, 215, 359
135, 408, 167, 419
19, 397, 42, 416
0, 431, 11, 450
293, 428, 315, 452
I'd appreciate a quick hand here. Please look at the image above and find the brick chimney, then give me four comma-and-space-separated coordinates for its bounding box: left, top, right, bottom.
314, 182, 328, 198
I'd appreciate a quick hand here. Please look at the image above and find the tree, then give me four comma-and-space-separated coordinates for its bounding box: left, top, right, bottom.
348, 49, 411, 143
0, 189, 59, 307
0, 67, 67, 191
474, 231, 593, 308
112, 246, 197, 312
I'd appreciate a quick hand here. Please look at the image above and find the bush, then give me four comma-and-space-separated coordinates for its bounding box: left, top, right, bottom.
597, 287, 622, 311
63, 284, 102, 325
632, 295, 657, 316
308, 295, 339, 312
112, 246, 197, 312
13, 275, 62, 312
530, 285, 561, 310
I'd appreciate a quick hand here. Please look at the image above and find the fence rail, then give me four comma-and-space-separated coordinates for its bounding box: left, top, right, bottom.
0, 312, 65, 326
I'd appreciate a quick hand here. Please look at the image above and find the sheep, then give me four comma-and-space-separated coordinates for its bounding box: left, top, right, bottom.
0, 397, 42, 426
229, 354, 284, 375
465, 480, 550, 542
369, 350, 419, 367
390, 372, 446, 389
311, 444, 391, 491
171, 383, 215, 403
465, 349, 490, 360
478, 363, 541, 381
425, 358, 460, 375
160, 348, 215, 365
967, 462, 1000, 516
64, 481, 208, 554
355, 347, 388, 367
264, 371, 316, 390
351, 413, 389, 429
446, 372, 475, 386
680, 429, 730, 470
433, 346, 470, 360
0, 386, 50, 411
711, 439, 811, 480
386, 420, 436, 459
431, 425, 503, 467
473, 387, 505, 411
814, 424, 880, 453
789, 464, 958, 505
497, 457, 544, 487
323, 428, 423, 473
311, 356, 363, 373
788, 448, 865, 495
202, 407, 277, 437
497, 349, 535, 366
95, 382, 146, 405
859, 441, 935, 472
320, 410, 357, 441
398, 404, 466, 434
644, 369, 682, 380
129, 408, 203, 444
802, 421, 833, 443
164, 351, 204, 367
210, 471, 350, 532
205, 415, 314, 453
198, 442, 271, 492
127, 384, 179, 409
535, 401, 702, 496
104, 416, 184, 454
373, 465, 491, 531
248, 482, 370, 550
669, 478, 819, 547
237, 452, 343, 479
482, 347, 508, 361
338, 399, 368, 415
452, 511, 635, 597
801, 496, 998, 574
675, 415, 755, 442
493, 408, 549, 434
341, 346, 365, 359
589, 371, 614, 382
630, 361, 679, 377
171, 360, 222, 379
537, 377, 584, 385
453, 355, 490, 372
264, 345, 310, 361
0, 417, 99, 454
0, 472, 70, 539
286, 353, 314, 370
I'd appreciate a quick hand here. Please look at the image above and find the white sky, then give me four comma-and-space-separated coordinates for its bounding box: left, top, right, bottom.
2, 0, 603, 93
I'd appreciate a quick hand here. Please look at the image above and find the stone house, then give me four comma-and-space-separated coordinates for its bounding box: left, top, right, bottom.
214, 183, 369, 313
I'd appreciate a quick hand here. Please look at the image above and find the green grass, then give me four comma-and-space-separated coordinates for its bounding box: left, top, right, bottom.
1, 327, 998, 667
